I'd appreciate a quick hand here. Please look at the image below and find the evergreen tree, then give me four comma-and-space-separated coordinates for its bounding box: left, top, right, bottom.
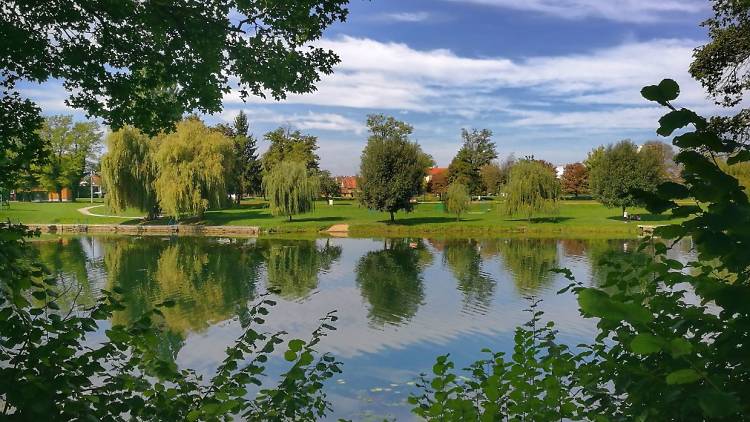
262, 161, 319, 221
358, 114, 433, 222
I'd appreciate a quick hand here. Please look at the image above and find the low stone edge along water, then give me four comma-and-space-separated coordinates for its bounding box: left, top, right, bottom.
26, 223, 262, 236
25, 222, 662, 238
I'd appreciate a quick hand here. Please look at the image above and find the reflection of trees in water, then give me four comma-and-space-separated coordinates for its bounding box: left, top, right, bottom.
103, 237, 262, 336
560, 239, 587, 258
34, 238, 96, 309
440, 239, 496, 313
497, 238, 559, 293
355, 238, 430, 327
258, 239, 342, 300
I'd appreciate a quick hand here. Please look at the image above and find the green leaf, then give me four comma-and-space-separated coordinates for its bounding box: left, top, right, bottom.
641, 79, 680, 105
667, 338, 693, 358
666, 368, 701, 385
630, 334, 664, 355
698, 390, 741, 417
657, 109, 701, 137
284, 350, 297, 362
288, 339, 305, 352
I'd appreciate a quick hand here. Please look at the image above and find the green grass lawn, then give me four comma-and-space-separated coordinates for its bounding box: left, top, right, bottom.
0, 199, 685, 236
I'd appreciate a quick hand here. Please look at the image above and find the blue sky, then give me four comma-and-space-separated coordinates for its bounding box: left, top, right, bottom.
22, 0, 722, 175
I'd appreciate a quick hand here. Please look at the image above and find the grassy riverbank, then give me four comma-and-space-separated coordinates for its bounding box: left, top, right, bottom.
1, 199, 683, 236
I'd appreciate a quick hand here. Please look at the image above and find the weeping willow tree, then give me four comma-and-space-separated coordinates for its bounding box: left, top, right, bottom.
444, 182, 471, 221
100, 126, 159, 219
262, 160, 319, 221
503, 159, 560, 221
153, 119, 235, 219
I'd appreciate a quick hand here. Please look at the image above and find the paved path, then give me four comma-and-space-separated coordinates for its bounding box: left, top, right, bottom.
326, 224, 349, 233
77, 205, 144, 219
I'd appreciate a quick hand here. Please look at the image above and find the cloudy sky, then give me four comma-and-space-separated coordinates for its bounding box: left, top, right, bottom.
22, 0, 723, 174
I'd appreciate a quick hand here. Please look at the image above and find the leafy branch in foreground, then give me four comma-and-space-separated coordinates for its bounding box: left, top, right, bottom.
413, 79, 750, 421
0, 222, 341, 420
410, 300, 588, 421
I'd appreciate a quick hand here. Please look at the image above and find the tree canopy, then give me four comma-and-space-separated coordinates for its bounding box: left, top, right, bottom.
101, 126, 159, 219
588, 140, 664, 213
317, 170, 341, 201
448, 129, 497, 195
503, 159, 560, 221
152, 119, 235, 219
560, 163, 589, 198
262, 127, 320, 174
358, 114, 433, 222
2, 0, 349, 135
33, 115, 102, 201
262, 161, 319, 221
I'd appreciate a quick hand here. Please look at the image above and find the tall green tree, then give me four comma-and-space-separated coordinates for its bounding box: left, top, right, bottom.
444, 182, 471, 221
261, 127, 320, 174
34, 115, 102, 201
100, 126, 159, 219
358, 114, 433, 222
447, 129, 497, 195
588, 140, 664, 216
262, 161, 319, 221
317, 170, 341, 202
153, 119, 235, 219
503, 159, 560, 221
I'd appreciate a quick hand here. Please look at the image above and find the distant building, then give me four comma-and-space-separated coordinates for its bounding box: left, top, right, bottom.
79, 174, 103, 198
425, 167, 448, 183
335, 176, 358, 198
555, 165, 564, 179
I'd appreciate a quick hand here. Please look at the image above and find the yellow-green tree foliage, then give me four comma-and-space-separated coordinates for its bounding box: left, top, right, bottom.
262, 161, 319, 221
444, 182, 471, 221
153, 119, 235, 219
101, 126, 159, 218
503, 159, 560, 220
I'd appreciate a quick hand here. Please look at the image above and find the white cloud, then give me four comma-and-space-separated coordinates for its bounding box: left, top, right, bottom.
220, 108, 365, 134
376, 11, 433, 22
225, 36, 713, 125
445, 0, 707, 23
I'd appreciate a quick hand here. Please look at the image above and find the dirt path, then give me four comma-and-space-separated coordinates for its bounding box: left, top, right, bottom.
77, 205, 144, 219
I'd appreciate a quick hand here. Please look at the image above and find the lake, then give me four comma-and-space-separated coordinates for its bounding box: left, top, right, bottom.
33, 235, 694, 421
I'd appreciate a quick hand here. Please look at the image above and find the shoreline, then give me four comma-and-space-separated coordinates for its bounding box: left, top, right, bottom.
24, 222, 658, 239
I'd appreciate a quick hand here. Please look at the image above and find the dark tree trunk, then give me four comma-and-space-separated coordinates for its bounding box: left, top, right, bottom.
389, 211, 395, 223
57, 188, 62, 202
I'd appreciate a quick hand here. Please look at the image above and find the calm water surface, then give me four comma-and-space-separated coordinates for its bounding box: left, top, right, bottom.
34, 235, 694, 421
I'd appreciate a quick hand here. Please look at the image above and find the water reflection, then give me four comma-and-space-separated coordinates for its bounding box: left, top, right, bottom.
438, 239, 495, 313
355, 238, 430, 327
35, 238, 97, 309
259, 238, 342, 300
31, 235, 696, 421
103, 237, 260, 335
496, 238, 559, 293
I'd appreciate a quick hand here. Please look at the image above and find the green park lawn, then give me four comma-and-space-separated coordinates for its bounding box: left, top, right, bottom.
0, 199, 685, 236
